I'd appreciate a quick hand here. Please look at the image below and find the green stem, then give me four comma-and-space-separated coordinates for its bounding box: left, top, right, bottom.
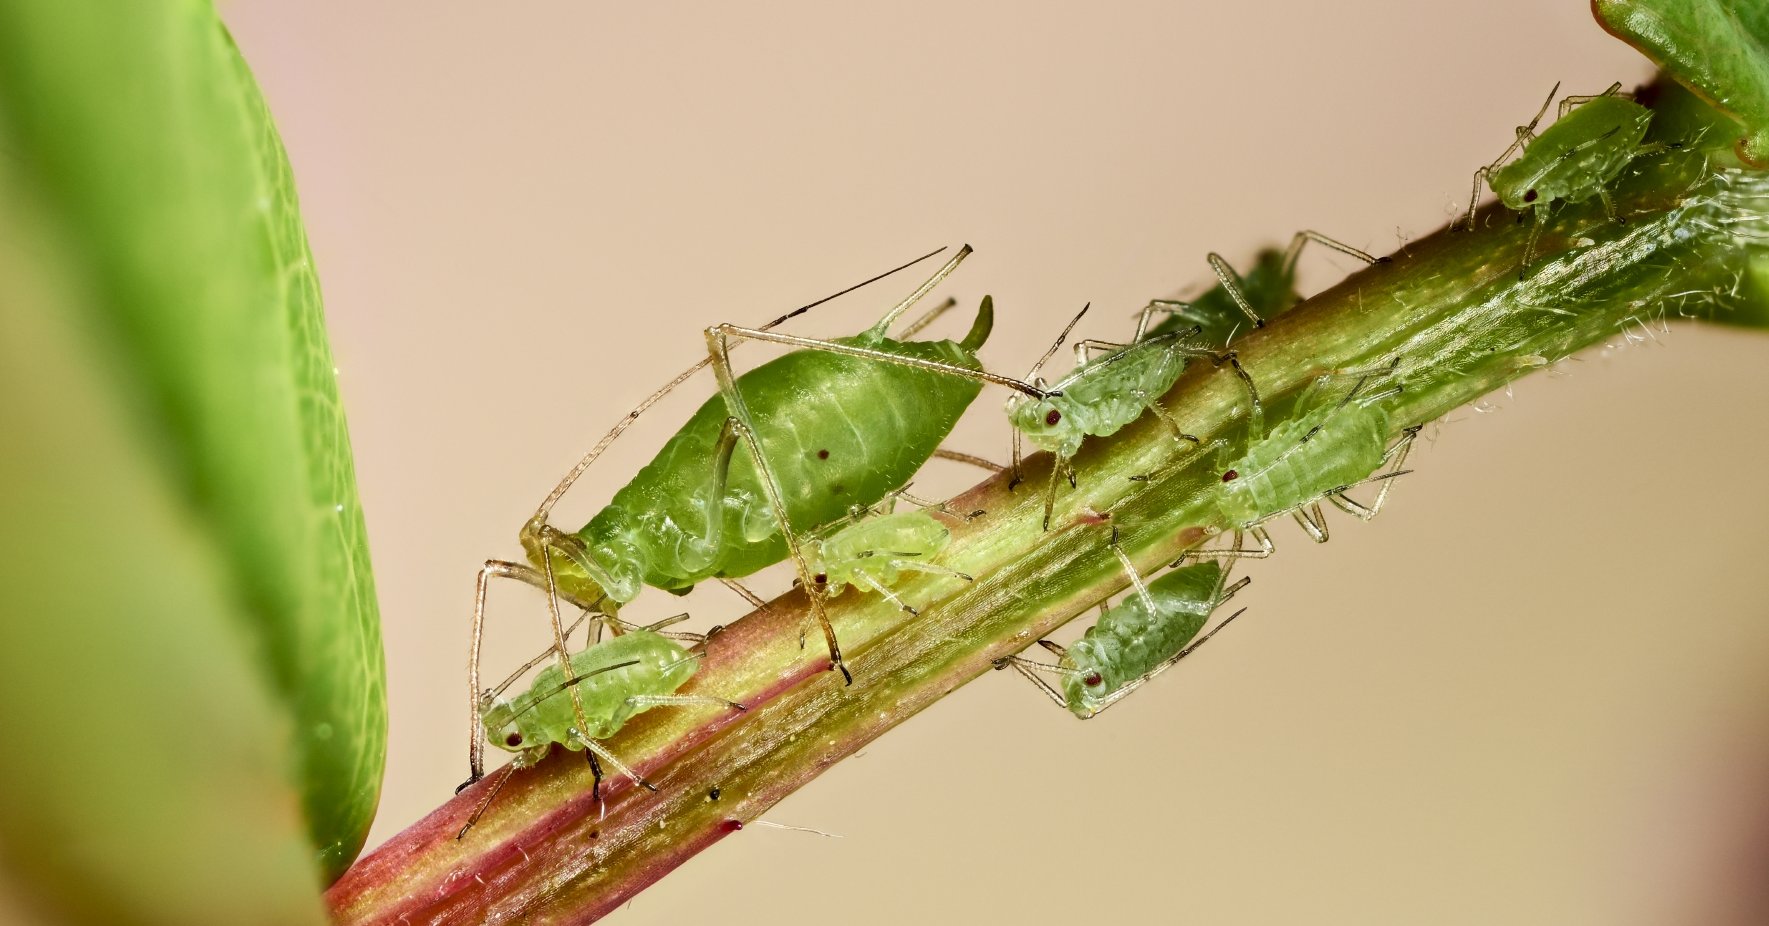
325, 88, 1769, 925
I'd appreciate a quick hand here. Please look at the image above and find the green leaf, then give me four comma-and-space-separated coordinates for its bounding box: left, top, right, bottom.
1594, 0, 1769, 165
0, 0, 385, 891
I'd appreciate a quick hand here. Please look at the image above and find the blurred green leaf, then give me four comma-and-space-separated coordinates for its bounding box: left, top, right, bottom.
0, 0, 385, 893
1595, 0, 1769, 165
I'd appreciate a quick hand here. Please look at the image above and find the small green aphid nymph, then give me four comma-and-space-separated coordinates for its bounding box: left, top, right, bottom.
1461, 82, 1661, 276
996, 527, 1250, 718
804, 505, 972, 616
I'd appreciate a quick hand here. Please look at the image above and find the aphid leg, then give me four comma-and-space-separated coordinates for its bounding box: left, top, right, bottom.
1107, 524, 1159, 613
577, 732, 656, 797
992, 653, 1076, 709
1557, 82, 1625, 118
1457, 166, 1492, 231
1040, 455, 1068, 531
1086, 607, 1251, 716
465, 560, 602, 786
1324, 426, 1420, 521
1279, 230, 1391, 278
624, 693, 749, 714
718, 577, 772, 615
1145, 400, 1202, 447
879, 559, 974, 582
931, 447, 1008, 474
541, 554, 601, 780
1519, 206, 1547, 279
1292, 501, 1331, 543
1206, 252, 1265, 328
1597, 188, 1619, 223
1189, 526, 1276, 561
456, 763, 519, 840
853, 572, 918, 615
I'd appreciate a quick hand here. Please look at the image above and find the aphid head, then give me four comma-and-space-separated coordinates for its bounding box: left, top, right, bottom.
1006, 395, 1083, 457
478, 697, 530, 755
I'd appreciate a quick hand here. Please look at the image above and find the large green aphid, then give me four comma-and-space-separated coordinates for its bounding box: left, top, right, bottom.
1006, 307, 1256, 528
804, 506, 971, 615
1198, 365, 1420, 560
458, 619, 742, 838
466, 247, 1050, 788
1461, 82, 1660, 274
1143, 230, 1387, 347
996, 529, 1249, 718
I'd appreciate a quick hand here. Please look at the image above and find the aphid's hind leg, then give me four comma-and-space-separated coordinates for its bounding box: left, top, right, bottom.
852, 572, 919, 615
456, 763, 519, 839
718, 577, 772, 614
931, 447, 1008, 474
624, 693, 749, 714
577, 733, 657, 801
1558, 82, 1626, 118
1186, 526, 1277, 562
1292, 501, 1331, 543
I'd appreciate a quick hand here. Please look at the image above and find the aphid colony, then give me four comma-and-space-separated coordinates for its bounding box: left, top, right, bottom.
455, 80, 1654, 832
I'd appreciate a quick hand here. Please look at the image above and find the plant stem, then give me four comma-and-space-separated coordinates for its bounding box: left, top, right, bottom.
326, 96, 1769, 926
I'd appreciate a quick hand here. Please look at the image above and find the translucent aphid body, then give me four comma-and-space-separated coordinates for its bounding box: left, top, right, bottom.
1058, 561, 1239, 717
1463, 83, 1661, 274
1215, 396, 1390, 527
1488, 88, 1652, 213
997, 535, 1248, 718
480, 630, 694, 757
805, 509, 955, 599
1006, 333, 1192, 459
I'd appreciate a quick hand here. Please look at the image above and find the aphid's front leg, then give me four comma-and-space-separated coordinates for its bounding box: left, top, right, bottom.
992, 642, 1080, 711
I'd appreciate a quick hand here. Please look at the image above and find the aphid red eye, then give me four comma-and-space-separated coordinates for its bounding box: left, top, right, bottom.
1523, 189, 1539, 203
1045, 408, 1063, 426
816, 449, 830, 460
504, 733, 523, 747
1083, 672, 1103, 687
813, 573, 828, 584
1221, 469, 1238, 482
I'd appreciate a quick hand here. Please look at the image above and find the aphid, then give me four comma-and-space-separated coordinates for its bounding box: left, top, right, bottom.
1005, 308, 1257, 528
805, 504, 971, 616
1141, 230, 1388, 348
1196, 363, 1421, 559
458, 615, 743, 838
1460, 82, 1659, 275
994, 527, 1250, 718
466, 247, 1047, 788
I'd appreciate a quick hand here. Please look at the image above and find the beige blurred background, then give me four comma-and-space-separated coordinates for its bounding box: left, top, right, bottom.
222, 2, 1769, 923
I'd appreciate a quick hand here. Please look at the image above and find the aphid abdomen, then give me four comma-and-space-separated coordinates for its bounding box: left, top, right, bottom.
579, 332, 983, 591
1219, 404, 1389, 526
814, 510, 951, 593
1061, 562, 1223, 715
517, 630, 695, 746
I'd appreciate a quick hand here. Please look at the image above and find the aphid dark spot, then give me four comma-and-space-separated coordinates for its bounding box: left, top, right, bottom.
1221, 469, 1239, 482
1045, 408, 1063, 426
504, 733, 523, 747
813, 573, 828, 585
708, 786, 722, 801
816, 449, 830, 460
831, 483, 846, 495
1083, 672, 1103, 688
1523, 188, 1539, 203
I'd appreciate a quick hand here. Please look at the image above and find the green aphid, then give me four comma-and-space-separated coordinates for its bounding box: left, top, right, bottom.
1462, 83, 1663, 275
459, 619, 742, 838
996, 529, 1250, 718
1196, 363, 1421, 561
465, 247, 1046, 791
805, 507, 970, 615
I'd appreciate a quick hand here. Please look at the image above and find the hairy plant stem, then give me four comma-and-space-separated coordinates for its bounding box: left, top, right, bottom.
327, 114, 1769, 924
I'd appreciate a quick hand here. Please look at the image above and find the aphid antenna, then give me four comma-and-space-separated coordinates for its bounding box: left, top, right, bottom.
506, 660, 646, 723
750, 820, 844, 838
485, 611, 592, 701
1024, 302, 1092, 381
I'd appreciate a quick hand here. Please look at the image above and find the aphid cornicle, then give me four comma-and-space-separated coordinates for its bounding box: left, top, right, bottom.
1196, 363, 1421, 560
995, 528, 1249, 718
465, 247, 1051, 791
456, 616, 743, 838
1460, 82, 1659, 275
